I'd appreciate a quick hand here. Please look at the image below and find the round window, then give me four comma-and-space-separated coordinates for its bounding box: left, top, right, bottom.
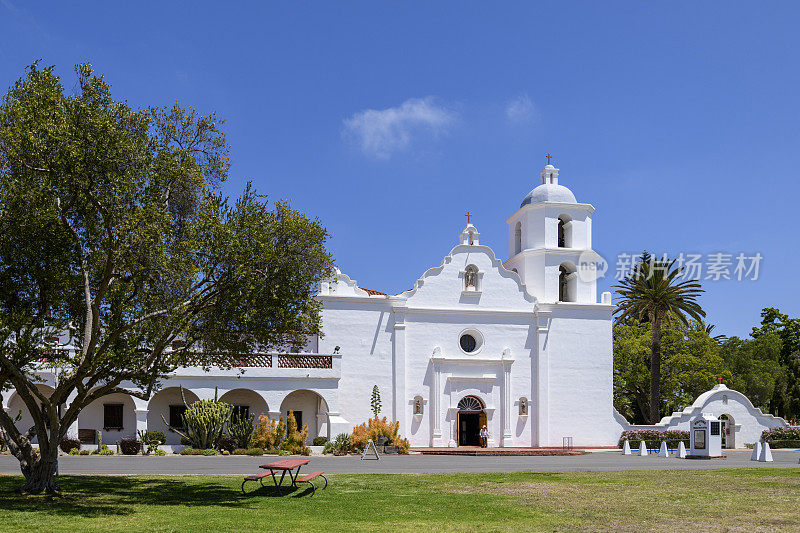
460, 334, 477, 353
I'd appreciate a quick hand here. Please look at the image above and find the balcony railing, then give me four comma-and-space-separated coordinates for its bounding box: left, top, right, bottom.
277, 354, 332, 369
173, 352, 337, 371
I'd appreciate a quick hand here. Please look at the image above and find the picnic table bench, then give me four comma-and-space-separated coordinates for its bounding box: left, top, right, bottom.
241, 459, 328, 496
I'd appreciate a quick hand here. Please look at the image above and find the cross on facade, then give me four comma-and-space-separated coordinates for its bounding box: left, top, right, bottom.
465, 212, 472, 224
546, 153, 553, 165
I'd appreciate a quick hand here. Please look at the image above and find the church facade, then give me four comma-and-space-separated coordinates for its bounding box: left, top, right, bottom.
317, 162, 625, 447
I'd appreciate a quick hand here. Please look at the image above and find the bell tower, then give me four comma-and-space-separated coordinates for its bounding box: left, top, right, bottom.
503, 158, 599, 304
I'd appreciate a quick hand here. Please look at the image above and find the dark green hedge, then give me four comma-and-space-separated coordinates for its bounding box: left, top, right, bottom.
766, 440, 800, 449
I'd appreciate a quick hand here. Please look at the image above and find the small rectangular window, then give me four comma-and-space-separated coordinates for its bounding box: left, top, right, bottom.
103, 404, 124, 430
169, 405, 187, 428
693, 429, 706, 450
289, 411, 302, 429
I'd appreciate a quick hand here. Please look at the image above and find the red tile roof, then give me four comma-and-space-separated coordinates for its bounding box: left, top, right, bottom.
359, 287, 387, 296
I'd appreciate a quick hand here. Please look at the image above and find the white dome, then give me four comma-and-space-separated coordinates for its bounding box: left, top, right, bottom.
521, 183, 577, 206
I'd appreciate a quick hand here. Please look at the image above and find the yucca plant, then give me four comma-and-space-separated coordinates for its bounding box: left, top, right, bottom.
162, 386, 233, 449
614, 257, 705, 423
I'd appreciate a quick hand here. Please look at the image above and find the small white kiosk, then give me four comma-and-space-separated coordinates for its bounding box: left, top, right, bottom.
688, 413, 723, 459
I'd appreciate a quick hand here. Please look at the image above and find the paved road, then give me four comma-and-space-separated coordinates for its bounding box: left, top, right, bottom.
1, 450, 798, 475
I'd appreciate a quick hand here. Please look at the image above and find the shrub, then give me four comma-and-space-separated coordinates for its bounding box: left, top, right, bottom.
350, 417, 410, 454
228, 412, 255, 449
284, 411, 310, 455
761, 426, 800, 443
312, 436, 329, 446
68, 447, 80, 455
217, 435, 238, 453
91, 444, 114, 455
222, 450, 230, 456
138, 430, 166, 455
766, 439, 800, 449
232, 448, 248, 455
329, 433, 351, 454
617, 429, 690, 449
251, 414, 286, 450
59, 437, 81, 454
119, 438, 142, 455
180, 447, 204, 455
93, 444, 115, 456
246, 448, 265, 456
79, 449, 90, 456
264, 448, 282, 455
154, 449, 167, 456
202, 448, 217, 456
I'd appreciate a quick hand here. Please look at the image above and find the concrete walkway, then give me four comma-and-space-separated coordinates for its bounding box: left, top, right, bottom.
1, 450, 798, 475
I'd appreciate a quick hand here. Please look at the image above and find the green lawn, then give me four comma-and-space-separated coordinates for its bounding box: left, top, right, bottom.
0, 470, 798, 532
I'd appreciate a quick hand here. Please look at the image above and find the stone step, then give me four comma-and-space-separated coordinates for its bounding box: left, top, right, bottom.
413, 447, 588, 456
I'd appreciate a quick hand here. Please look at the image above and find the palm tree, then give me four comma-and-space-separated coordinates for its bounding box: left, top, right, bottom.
701, 321, 727, 343
614, 258, 705, 424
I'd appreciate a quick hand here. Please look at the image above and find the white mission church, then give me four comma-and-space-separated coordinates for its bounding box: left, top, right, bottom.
5, 162, 789, 449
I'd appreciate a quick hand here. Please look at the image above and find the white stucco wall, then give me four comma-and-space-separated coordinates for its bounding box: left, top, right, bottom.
542, 305, 624, 446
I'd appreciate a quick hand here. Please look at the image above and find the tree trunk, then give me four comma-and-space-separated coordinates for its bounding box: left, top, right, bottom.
19, 446, 60, 494
649, 314, 662, 424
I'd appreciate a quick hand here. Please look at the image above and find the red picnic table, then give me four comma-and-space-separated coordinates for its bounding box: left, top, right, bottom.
242, 458, 328, 495
258, 459, 309, 494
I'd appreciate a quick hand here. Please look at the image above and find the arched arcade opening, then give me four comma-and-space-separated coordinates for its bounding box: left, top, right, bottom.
280, 390, 329, 444
147, 387, 200, 445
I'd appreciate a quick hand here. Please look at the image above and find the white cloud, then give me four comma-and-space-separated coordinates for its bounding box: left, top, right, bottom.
343, 97, 454, 159
505, 93, 534, 123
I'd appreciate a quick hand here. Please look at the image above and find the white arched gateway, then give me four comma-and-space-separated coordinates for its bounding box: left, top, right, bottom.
619, 384, 790, 448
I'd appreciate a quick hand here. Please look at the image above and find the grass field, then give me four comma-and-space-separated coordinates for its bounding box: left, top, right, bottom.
0, 470, 798, 532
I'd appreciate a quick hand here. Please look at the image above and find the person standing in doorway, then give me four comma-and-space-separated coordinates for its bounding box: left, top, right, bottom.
479, 425, 488, 448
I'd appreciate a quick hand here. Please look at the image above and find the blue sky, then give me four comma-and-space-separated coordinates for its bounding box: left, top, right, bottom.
2, 2, 799, 337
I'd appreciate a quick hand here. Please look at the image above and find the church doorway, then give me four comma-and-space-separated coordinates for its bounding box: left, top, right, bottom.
457, 396, 486, 446
719, 414, 735, 449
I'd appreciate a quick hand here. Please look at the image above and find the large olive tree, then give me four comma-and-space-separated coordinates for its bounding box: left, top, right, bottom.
0, 63, 334, 492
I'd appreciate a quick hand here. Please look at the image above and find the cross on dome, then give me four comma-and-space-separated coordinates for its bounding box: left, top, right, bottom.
546, 153, 553, 165
465, 211, 472, 224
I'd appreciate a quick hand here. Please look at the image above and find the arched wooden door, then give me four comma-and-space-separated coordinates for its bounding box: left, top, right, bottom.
457, 396, 486, 446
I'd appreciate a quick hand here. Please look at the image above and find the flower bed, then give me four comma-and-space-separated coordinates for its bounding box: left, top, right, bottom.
761, 426, 800, 443
618, 429, 689, 449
